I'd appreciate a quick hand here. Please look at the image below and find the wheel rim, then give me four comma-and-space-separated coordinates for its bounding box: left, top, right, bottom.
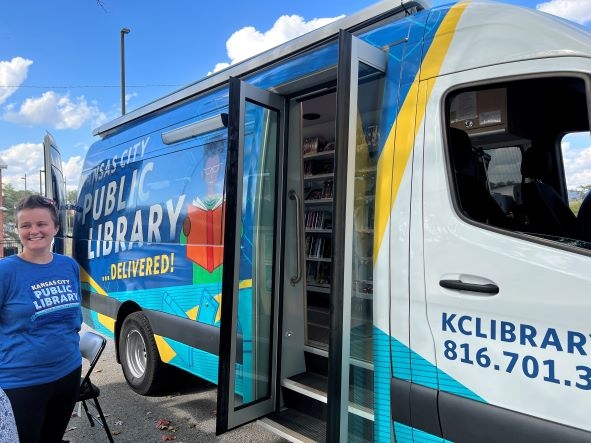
125, 329, 147, 379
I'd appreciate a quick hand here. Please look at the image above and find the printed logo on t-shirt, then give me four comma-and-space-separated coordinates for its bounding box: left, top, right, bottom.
29, 279, 80, 319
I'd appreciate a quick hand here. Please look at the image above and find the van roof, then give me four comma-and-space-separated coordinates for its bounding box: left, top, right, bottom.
94, 0, 430, 137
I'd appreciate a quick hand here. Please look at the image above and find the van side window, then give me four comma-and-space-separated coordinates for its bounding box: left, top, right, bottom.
445, 77, 591, 251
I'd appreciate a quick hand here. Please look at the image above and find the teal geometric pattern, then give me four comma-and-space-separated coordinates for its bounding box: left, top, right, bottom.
374, 327, 393, 441
390, 338, 487, 443
391, 337, 485, 402
394, 422, 454, 443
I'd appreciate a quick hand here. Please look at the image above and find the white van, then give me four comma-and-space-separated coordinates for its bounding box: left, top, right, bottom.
54, 0, 591, 441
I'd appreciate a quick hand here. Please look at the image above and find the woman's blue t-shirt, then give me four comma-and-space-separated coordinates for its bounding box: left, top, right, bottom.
0, 254, 82, 388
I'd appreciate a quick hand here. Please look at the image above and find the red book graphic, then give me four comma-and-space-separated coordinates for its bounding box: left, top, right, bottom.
183, 198, 225, 273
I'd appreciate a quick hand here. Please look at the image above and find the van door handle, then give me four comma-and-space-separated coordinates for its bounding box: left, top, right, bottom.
289, 190, 302, 286
439, 279, 499, 295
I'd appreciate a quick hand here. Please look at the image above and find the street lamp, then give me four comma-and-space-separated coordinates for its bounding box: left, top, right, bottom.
120, 27, 131, 115
21, 174, 27, 193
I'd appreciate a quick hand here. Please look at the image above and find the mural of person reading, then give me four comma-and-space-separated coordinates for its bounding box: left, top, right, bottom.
183, 141, 226, 273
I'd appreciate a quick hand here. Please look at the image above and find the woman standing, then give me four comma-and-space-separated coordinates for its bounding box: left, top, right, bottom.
0, 195, 82, 443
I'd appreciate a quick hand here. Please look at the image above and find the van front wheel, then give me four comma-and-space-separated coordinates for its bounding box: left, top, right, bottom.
119, 311, 164, 395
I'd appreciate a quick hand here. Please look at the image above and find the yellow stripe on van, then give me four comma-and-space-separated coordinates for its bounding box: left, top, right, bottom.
80, 268, 115, 332
97, 313, 115, 332
239, 279, 253, 289
374, 2, 469, 261
420, 1, 470, 81
80, 267, 108, 296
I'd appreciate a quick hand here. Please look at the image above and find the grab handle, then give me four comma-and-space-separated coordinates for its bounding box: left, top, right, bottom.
439, 279, 499, 295
289, 190, 302, 286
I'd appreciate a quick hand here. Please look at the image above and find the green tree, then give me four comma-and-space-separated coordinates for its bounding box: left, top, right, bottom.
2, 184, 32, 239
570, 184, 591, 216
67, 189, 78, 205
576, 184, 591, 200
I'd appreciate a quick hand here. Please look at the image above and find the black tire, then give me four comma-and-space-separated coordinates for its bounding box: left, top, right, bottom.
119, 311, 165, 395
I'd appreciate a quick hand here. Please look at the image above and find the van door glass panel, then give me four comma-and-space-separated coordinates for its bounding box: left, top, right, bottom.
348, 61, 384, 438
233, 100, 278, 408
446, 76, 591, 251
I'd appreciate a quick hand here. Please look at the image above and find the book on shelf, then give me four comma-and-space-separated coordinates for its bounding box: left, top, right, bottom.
303, 136, 325, 155
306, 210, 330, 229
305, 236, 332, 259
321, 181, 333, 198
305, 188, 323, 200
307, 261, 331, 285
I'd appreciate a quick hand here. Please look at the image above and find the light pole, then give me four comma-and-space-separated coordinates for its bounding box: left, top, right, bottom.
120, 27, 131, 115
39, 169, 45, 195
21, 174, 27, 193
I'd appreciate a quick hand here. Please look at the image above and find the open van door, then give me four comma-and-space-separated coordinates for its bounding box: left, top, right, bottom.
43, 132, 68, 254
216, 78, 286, 433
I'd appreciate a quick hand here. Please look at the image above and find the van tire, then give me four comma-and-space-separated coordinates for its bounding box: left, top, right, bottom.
119, 311, 165, 395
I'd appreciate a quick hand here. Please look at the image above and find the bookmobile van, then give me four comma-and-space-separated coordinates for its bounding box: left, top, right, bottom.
45, 0, 591, 441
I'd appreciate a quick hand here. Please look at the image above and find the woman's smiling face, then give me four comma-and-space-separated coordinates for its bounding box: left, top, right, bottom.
17, 207, 58, 254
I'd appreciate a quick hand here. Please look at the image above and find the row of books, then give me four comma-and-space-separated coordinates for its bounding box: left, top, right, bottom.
305, 236, 332, 259
305, 210, 332, 230
306, 261, 331, 285
305, 180, 334, 200
303, 124, 379, 156
302, 136, 335, 155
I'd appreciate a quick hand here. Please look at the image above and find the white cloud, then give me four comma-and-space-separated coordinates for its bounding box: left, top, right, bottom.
564, 145, 591, 187
211, 14, 343, 73
63, 154, 84, 191
211, 62, 230, 74
0, 142, 43, 191
2, 91, 106, 130
0, 57, 33, 105
124, 91, 138, 112
0, 142, 83, 194
537, 0, 591, 24
562, 135, 591, 188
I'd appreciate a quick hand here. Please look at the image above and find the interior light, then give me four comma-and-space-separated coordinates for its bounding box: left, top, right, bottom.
303, 113, 320, 120
161, 113, 228, 145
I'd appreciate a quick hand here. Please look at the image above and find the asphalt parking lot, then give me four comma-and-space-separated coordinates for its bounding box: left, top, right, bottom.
65, 325, 287, 443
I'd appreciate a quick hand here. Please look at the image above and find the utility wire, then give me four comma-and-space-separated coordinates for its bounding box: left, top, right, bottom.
0, 84, 181, 89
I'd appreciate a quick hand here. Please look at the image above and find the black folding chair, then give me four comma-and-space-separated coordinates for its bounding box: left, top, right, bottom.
79, 331, 115, 442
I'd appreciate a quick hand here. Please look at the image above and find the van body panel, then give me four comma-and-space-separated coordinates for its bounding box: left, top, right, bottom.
422, 56, 591, 432
426, 2, 591, 79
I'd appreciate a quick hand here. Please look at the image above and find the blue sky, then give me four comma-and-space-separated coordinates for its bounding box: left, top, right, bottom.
1, 0, 590, 194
